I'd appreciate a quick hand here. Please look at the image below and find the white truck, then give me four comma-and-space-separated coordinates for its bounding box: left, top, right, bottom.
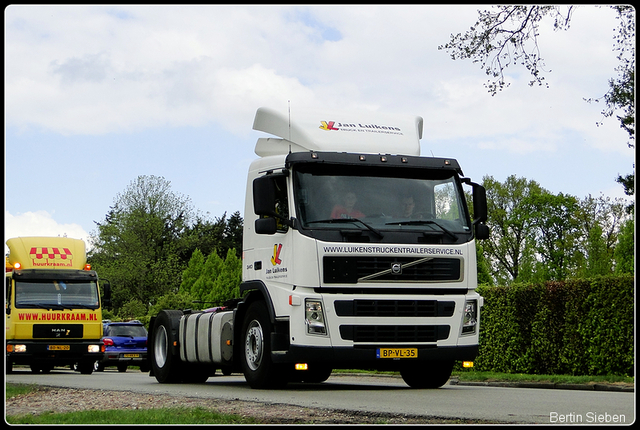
149, 107, 490, 388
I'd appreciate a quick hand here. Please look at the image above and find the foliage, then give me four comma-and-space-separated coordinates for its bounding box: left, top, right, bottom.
180, 248, 242, 307
6, 407, 258, 425
439, 6, 573, 93
439, 5, 635, 194
613, 218, 635, 274
476, 275, 634, 376
148, 292, 198, 318
438, 6, 635, 146
88, 175, 243, 317
482, 175, 632, 285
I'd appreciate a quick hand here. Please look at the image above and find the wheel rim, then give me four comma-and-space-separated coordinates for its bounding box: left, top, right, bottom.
245, 320, 264, 371
154, 325, 169, 368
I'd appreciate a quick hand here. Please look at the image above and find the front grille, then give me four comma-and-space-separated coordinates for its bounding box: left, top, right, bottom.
323, 256, 461, 284
334, 300, 455, 317
33, 324, 84, 338
339, 325, 450, 343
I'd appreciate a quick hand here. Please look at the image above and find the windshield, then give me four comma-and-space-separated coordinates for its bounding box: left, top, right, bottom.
106, 325, 147, 337
15, 279, 100, 310
294, 165, 471, 237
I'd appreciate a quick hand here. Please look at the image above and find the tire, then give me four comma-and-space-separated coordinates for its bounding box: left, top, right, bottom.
150, 310, 185, 383
94, 361, 104, 372
241, 301, 288, 389
182, 364, 211, 383
301, 365, 332, 383
77, 361, 94, 375
400, 360, 454, 389
117, 364, 128, 373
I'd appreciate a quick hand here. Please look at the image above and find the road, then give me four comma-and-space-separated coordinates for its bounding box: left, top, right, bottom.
6, 368, 635, 424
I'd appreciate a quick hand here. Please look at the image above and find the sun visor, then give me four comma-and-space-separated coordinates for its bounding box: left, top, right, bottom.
253, 107, 422, 157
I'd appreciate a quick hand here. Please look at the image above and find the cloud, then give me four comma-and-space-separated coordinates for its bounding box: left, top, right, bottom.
4, 211, 91, 253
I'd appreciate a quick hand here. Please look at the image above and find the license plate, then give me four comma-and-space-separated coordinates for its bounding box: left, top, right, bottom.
123, 354, 140, 358
48, 345, 70, 351
376, 348, 417, 359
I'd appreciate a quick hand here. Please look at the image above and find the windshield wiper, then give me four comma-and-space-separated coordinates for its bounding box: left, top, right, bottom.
63, 304, 98, 310
20, 304, 66, 311
307, 218, 384, 238
386, 219, 457, 241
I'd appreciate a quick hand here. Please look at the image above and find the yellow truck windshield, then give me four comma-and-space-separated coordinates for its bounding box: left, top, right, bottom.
15, 279, 100, 310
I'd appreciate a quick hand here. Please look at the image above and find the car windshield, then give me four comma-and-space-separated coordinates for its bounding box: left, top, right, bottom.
15, 279, 100, 309
294, 166, 471, 234
106, 325, 147, 337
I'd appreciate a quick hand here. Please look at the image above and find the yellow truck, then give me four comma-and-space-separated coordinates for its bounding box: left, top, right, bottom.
5, 236, 111, 374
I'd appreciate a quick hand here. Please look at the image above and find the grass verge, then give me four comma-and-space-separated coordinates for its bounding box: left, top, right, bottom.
6, 406, 258, 425
452, 370, 634, 386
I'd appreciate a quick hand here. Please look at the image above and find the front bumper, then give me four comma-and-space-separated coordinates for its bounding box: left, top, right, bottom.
271, 344, 479, 369
7, 340, 104, 366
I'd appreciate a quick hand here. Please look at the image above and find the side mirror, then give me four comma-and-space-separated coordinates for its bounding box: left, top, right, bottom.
101, 280, 112, 309
255, 217, 277, 235
475, 223, 490, 240
253, 176, 276, 216
472, 184, 488, 225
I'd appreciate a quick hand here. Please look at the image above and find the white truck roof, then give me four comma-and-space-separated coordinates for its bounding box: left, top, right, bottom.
253, 107, 423, 157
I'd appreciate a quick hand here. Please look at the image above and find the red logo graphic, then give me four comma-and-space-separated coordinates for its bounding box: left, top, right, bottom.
319, 121, 339, 131
271, 244, 283, 266
30, 247, 72, 260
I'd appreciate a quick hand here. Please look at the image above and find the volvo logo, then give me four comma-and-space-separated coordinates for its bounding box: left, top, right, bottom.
391, 263, 402, 274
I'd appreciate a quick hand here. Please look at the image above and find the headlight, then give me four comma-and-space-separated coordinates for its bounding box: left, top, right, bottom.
11, 344, 27, 353
305, 299, 327, 335
462, 300, 478, 334
88, 344, 101, 353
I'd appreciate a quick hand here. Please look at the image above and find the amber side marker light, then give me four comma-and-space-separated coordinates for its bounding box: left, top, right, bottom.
463, 361, 474, 368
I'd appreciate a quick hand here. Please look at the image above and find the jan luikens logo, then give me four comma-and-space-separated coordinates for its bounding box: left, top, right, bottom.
319, 120, 403, 134
29, 247, 74, 267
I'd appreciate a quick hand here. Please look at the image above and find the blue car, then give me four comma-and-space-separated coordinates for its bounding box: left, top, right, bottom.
95, 320, 149, 372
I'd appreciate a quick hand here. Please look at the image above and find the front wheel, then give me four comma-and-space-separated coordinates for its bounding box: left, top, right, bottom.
241, 301, 288, 389
77, 361, 94, 375
400, 360, 454, 389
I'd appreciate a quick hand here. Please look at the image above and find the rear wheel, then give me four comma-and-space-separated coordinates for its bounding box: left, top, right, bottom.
150, 310, 184, 383
400, 360, 454, 389
241, 301, 288, 389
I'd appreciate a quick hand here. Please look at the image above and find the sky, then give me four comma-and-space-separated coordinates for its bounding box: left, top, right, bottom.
4, 5, 635, 253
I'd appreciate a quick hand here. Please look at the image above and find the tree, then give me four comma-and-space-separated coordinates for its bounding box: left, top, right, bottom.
183, 211, 244, 260
573, 194, 629, 278
528, 191, 581, 281
439, 5, 635, 147
180, 248, 242, 307
439, 5, 635, 213
89, 175, 195, 311
613, 218, 635, 274
482, 175, 544, 285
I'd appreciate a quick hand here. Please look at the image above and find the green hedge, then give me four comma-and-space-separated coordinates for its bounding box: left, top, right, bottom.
475, 275, 634, 376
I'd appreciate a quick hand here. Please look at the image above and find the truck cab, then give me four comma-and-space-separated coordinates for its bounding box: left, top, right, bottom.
6, 236, 111, 374
149, 107, 489, 389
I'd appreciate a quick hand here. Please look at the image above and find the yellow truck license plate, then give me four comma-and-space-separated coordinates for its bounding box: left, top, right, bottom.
376, 348, 417, 359
48, 345, 70, 351
123, 354, 140, 358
